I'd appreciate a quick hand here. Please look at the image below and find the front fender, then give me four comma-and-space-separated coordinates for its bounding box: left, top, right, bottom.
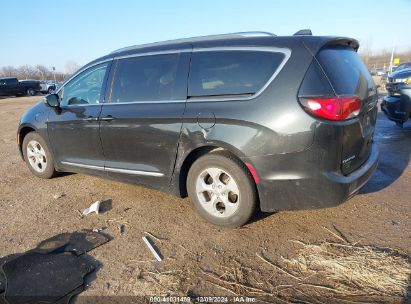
17, 101, 51, 157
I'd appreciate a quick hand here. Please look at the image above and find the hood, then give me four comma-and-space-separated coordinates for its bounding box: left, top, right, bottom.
389, 68, 411, 79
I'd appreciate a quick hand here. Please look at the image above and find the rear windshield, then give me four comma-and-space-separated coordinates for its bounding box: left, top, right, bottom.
317, 46, 374, 95
188, 51, 285, 97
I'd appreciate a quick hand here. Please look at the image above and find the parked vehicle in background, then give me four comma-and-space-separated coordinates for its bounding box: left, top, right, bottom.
19, 80, 43, 96
381, 68, 411, 126
39, 80, 56, 94
392, 62, 411, 73
17, 31, 379, 227
376, 68, 385, 76
0, 77, 26, 96
54, 82, 63, 91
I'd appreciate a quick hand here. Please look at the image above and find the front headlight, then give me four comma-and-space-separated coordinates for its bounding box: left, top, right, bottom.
406, 78, 411, 85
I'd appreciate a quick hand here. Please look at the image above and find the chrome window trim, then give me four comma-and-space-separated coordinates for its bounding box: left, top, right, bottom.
113, 48, 191, 60
103, 99, 186, 106
188, 46, 291, 102
57, 46, 291, 104
61, 161, 164, 177
62, 103, 105, 108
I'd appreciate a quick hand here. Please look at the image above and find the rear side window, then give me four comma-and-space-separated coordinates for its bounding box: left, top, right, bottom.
317, 46, 374, 95
188, 51, 285, 97
5, 78, 18, 85
111, 54, 179, 102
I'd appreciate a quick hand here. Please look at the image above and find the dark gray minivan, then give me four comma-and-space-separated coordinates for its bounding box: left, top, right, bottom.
17, 32, 379, 227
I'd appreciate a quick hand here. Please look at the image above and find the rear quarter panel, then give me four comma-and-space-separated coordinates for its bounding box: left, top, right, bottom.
171, 39, 317, 194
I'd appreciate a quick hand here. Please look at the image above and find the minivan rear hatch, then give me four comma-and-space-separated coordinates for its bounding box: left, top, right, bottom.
316, 45, 378, 175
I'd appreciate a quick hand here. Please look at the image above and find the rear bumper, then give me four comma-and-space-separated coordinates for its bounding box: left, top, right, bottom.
381, 90, 411, 123
250, 143, 379, 212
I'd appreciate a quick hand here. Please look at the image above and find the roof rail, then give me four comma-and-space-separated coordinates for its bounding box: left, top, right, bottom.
231, 31, 276, 37
294, 29, 312, 36
110, 32, 276, 54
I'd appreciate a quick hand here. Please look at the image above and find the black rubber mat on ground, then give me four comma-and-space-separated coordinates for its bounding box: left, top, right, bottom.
0, 254, 20, 294
3, 252, 94, 304
0, 230, 109, 297
0, 230, 111, 304
33, 230, 110, 256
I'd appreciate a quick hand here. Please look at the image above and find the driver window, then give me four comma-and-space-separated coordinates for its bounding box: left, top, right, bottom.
60, 63, 109, 106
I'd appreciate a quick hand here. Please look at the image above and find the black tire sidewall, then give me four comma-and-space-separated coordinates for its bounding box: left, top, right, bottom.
187, 152, 256, 227
22, 132, 56, 179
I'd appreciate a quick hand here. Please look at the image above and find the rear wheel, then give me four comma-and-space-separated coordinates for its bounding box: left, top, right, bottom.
187, 151, 257, 227
26, 88, 35, 96
22, 132, 56, 179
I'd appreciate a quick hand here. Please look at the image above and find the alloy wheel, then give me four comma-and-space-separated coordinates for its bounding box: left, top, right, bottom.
195, 167, 240, 218
26, 140, 47, 173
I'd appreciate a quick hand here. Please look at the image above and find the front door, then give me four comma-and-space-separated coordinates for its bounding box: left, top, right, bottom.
99, 53, 190, 190
47, 61, 111, 174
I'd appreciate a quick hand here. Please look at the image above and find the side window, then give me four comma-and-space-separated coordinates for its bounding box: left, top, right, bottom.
110, 54, 179, 103
8, 78, 18, 86
60, 63, 109, 106
5, 79, 17, 85
188, 50, 285, 98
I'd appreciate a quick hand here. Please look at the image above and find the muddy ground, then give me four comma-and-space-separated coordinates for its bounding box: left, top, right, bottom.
0, 96, 410, 303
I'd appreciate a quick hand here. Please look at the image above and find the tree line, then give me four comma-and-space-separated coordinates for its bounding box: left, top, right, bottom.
0, 65, 71, 82
359, 49, 411, 70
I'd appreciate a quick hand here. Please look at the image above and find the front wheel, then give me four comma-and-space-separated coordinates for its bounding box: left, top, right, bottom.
187, 151, 257, 227
26, 88, 35, 96
22, 132, 56, 179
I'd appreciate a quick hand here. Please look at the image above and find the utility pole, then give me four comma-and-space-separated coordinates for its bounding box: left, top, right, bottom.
52, 67, 56, 82
389, 46, 395, 73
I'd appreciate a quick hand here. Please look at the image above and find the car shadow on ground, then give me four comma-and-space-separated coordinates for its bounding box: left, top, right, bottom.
360, 112, 411, 194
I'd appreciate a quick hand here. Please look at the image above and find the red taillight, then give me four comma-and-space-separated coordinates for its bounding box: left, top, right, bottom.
299, 96, 362, 121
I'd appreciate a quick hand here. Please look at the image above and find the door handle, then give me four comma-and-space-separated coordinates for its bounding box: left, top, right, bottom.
83, 116, 98, 121
99, 116, 115, 121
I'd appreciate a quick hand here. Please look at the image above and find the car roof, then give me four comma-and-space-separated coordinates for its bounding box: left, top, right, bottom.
110, 32, 277, 54
83, 32, 359, 70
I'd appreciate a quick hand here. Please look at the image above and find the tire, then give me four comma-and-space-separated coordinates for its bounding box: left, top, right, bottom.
47, 87, 54, 94
187, 151, 257, 227
22, 132, 56, 179
27, 88, 35, 96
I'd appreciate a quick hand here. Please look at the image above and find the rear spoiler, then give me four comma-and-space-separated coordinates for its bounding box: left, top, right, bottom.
302, 36, 360, 56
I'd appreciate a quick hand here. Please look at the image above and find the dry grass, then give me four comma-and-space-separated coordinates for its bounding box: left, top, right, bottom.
199, 230, 411, 302
282, 240, 411, 298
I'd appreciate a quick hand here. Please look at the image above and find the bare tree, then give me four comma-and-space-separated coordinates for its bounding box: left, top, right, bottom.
17, 65, 39, 80
0, 66, 17, 77
65, 60, 80, 75
36, 65, 51, 80
0, 64, 70, 82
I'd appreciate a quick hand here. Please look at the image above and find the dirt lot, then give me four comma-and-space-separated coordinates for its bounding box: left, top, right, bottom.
0, 96, 410, 303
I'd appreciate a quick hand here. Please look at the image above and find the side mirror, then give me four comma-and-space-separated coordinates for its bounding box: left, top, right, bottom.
43, 94, 60, 108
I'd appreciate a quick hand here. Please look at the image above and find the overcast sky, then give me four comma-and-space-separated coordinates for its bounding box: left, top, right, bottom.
1, 0, 410, 72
